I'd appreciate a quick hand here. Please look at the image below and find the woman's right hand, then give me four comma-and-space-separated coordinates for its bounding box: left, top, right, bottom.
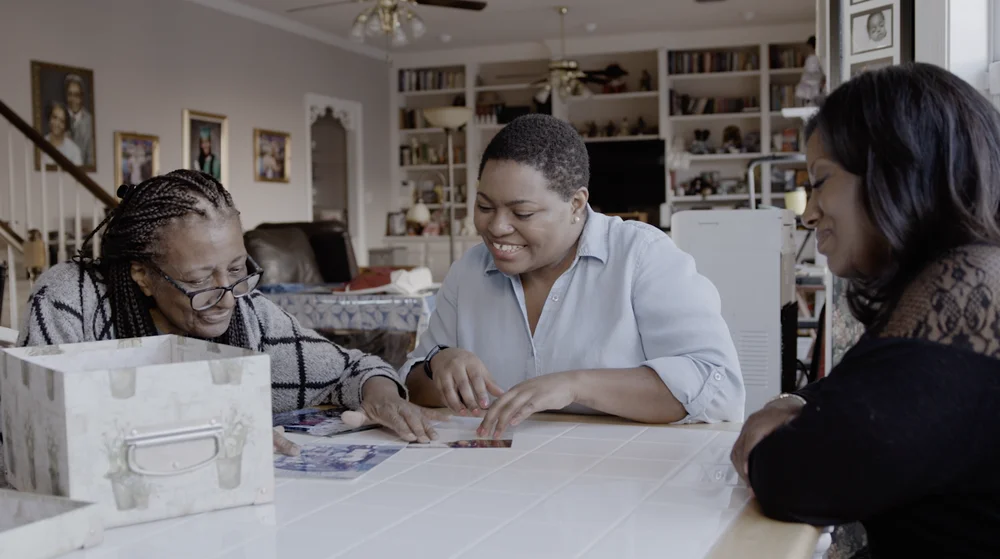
430, 348, 505, 415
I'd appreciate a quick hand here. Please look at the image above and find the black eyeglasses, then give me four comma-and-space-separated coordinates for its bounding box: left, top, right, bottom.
151, 256, 263, 311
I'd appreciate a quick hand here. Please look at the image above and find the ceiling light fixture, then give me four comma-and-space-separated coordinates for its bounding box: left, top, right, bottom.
348, 0, 428, 47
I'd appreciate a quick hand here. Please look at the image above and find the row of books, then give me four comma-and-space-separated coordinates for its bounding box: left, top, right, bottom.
398, 69, 465, 93
770, 46, 807, 70
668, 50, 760, 75
669, 90, 759, 116
769, 85, 808, 111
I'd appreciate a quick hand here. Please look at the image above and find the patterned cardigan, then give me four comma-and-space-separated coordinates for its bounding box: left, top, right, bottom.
16, 262, 406, 413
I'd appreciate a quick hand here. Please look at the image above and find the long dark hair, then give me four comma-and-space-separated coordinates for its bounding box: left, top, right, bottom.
806, 62, 1000, 329
78, 169, 251, 347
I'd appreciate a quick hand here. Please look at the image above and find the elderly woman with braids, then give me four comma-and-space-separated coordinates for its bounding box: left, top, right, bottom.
17, 169, 445, 453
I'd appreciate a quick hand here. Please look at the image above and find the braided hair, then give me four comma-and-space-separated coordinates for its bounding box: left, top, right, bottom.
78, 169, 252, 348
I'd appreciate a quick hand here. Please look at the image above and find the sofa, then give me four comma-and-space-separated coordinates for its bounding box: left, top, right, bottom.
244, 220, 359, 286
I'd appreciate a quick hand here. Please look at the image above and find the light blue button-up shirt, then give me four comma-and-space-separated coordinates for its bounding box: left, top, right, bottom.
401, 207, 745, 423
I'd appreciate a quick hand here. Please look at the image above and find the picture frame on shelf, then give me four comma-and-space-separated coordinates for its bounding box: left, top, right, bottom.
114, 132, 159, 186
851, 5, 892, 55
31, 60, 96, 171
183, 109, 227, 185
253, 128, 291, 183
387, 211, 407, 237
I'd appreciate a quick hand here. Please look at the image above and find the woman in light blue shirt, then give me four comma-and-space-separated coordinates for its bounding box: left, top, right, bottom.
402, 114, 744, 438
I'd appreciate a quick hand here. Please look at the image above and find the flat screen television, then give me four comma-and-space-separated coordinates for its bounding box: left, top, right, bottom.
585, 139, 666, 219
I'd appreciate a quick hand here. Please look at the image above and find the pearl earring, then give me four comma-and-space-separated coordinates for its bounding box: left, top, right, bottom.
572, 216, 580, 224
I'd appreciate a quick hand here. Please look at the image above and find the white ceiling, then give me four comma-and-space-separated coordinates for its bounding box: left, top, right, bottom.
234, 0, 815, 53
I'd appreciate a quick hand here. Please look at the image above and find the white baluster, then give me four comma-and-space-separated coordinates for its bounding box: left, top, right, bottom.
23, 142, 32, 234
74, 185, 81, 260
6, 244, 17, 330
6, 127, 14, 231
57, 171, 66, 264
40, 163, 49, 269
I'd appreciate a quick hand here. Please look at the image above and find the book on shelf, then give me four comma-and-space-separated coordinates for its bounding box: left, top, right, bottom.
668, 49, 760, 75
398, 68, 465, 93
769, 85, 808, 111
669, 90, 760, 116
769, 46, 806, 70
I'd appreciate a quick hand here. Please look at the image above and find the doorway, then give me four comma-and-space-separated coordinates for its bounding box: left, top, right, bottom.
311, 109, 349, 224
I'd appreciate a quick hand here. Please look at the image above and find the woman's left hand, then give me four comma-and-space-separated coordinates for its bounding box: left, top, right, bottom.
361, 377, 449, 443
478, 372, 577, 439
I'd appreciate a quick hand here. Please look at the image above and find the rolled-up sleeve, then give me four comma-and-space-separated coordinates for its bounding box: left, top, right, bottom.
399, 264, 461, 381
633, 236, 745, 423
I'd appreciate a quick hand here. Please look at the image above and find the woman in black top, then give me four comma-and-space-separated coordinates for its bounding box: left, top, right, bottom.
730, 62, 1000, 558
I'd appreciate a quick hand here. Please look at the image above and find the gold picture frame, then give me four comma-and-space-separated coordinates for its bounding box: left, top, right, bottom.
183, 109, 228, 186
113, 132, 160, 187
253, 128, 291, 183
31, 60, 97, 172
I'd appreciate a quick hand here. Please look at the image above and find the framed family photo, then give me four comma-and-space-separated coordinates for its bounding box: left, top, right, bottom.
114, 132, 159, 187
851, 5, 893, 55
253, 128, 291, 183
31, 60, 96, 172
850, 56, 894, 78
183, 109, 227, 185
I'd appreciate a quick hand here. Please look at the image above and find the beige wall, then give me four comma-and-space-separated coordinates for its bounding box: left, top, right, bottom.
0, 0, 390, 242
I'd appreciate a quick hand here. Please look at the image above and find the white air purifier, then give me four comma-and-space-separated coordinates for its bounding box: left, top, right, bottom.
671, 208, 797, 420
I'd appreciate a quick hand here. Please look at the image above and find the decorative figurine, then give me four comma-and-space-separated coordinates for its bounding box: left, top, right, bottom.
604, 120, 617, 138
722, 125, 743, 153
619, 117, 630, 136
795, 35, 826, 106
587, 120, 599, 138
689, 129, 711, 155
639, 70, 653, 92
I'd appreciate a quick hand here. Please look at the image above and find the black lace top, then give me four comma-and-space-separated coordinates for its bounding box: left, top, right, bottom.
749, 244, 1000, 559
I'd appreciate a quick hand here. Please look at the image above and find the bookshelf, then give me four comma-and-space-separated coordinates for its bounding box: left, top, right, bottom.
386, 38, 815, 278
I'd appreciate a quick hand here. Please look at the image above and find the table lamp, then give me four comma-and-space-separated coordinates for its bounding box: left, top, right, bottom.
421, 106, 472, 264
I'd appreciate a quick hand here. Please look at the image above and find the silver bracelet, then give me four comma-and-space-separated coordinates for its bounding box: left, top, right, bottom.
772, 392, 807, 406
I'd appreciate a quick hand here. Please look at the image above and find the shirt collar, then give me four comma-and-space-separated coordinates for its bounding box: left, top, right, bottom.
484, 204, 608, 275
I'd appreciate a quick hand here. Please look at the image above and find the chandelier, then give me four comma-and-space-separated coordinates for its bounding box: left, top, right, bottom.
351, 0, 427, 47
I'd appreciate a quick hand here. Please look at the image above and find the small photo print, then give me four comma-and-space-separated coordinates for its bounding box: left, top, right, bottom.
274, 443, 403, 480
410, 439, 513, 449
852, 5, 892, 55
850, 56, 894, 78
273, 406, 377, 437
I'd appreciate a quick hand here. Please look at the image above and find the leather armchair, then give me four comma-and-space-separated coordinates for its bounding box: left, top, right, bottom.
244, 220, 359, 285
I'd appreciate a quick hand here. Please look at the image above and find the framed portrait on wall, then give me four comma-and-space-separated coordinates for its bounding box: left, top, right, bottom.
850, 56, 894, 77
31, 60, 97, 172
114, 132, 159, 187
851, 5, 893, 54
253, 128, 290, 183
183, 109, 227, 185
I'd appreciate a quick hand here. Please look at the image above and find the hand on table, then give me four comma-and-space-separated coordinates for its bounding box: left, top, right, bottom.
430, 348, 505, 416
273, 426, 300, 456
361, 377, 449, 443
478, 372, 577, 440
730, 397, 805, 486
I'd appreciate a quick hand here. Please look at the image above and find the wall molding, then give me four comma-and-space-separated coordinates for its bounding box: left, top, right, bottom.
184, 0, 386, 60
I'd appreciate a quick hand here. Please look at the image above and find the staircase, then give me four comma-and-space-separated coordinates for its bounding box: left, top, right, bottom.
0, 99, 118, 330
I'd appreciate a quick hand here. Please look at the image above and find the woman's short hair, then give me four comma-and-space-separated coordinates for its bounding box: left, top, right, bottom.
478, 113, 589, 200
45, 101, 67, 122
806, 62, 1000, 328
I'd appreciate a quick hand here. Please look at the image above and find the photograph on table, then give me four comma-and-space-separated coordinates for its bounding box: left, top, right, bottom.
31, 61, 96, 171
114, 132, 159, 187
253, 128, 290, 183
851, 5, 892, 55
273, 443, 403, 480
183, 109, 227, 184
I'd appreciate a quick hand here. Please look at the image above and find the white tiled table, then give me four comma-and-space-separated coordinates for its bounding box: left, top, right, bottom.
61, 414, 820, 559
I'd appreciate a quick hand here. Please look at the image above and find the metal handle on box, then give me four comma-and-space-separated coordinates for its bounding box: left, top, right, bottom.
125, 423, 224, 477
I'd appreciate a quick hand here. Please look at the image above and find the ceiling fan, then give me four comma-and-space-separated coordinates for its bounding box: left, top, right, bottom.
497, 7, 608, 103
286, 0, 487, 46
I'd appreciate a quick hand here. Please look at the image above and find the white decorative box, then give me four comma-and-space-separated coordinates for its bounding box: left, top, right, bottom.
0, 489, 103, 558
0, 335, 275, 528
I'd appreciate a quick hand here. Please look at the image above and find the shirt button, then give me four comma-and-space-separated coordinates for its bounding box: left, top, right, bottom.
714, 372, 722, 381
551, 295, 559, 302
